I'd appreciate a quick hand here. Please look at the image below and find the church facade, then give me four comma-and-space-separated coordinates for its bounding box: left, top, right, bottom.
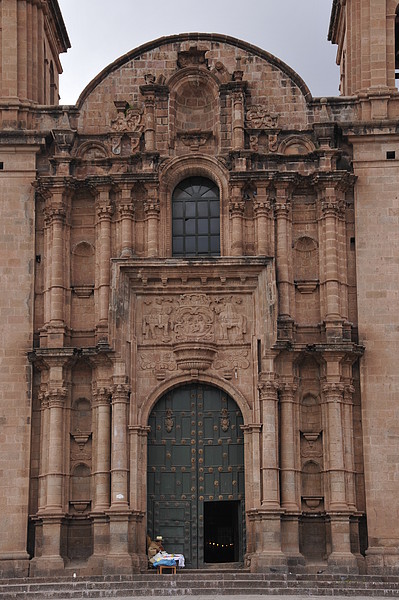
0, 0, 398, 577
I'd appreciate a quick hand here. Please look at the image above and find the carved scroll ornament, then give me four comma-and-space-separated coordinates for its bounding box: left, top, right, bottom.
246, 105, 279, 129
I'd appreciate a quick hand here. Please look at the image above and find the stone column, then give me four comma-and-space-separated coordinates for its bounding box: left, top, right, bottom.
104, 382, 136, 573
279, 379, 304, 568
45, 386, 68, 512
343, 381, 357, 512
129, 425, 150, 565
323, 356, 358, 572
118, 185, 134, 258
89, 386, 111, 573
279, 381, 299, 512
250, 371, 286, 571
45, 187, 67, 347
274, 183, 292, 321
258, 374, 280, 509
242, 424, 262, 510
232, 90, 245, 150
110, 383, 129, 509
17, 0, 28, 101
242, 424, 262, 563
144, 187, 160, 258
92, 387, 111, 512
143, 93, 156, 151
95, 185, 113, 340
254, 182, 271, 256
319, 184, 343, 341
229, 184, 245, 256
37, 387, 49, 512
32, 382, 68, 575
323, 380, 347, 512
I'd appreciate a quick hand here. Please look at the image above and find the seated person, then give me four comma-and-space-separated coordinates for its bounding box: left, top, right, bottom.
147, 535, 185, 568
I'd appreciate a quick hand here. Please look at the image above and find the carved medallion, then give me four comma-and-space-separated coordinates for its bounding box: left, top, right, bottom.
246, 105, 279, 129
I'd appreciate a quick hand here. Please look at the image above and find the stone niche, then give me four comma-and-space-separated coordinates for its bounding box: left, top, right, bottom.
109, 257, 276, 411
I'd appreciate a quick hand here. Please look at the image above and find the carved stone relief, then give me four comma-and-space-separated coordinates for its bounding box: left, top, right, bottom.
246, 105, 279, 129
140, 294, 248, 345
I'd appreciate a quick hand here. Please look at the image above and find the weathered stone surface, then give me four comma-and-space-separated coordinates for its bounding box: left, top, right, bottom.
0, 0, 398, 578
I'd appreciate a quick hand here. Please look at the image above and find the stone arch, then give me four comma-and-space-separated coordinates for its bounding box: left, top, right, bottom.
171, 176, 220, 256
159, 155, 229, 256
300, 393, 322, 439
146, 380, 246, 567
167, 67, 221, 154
70, 463, 91, 503
75, 140, 109, 160
71, 397, 92, 433
279, 135, 316, 156
139, 373, 251, 427
71, 241, 95, 288
301, 459, 322, 498
294, 235, 319, 282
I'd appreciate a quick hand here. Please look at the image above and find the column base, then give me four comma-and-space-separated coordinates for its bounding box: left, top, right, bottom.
102, 553, 140, 575
286, 553, 306, 572
29, 555, 65, 577
250, 550, 288, 573
366, 546, 399, 575
327, 551, 359, 574
0, 553, 30, 578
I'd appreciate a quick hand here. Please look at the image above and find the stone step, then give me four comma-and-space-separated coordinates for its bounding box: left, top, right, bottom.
2, 572, 399, 599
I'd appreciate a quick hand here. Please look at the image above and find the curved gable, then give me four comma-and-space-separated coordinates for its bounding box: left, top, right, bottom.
76, 33, 312, 135
77, 33, 311, 109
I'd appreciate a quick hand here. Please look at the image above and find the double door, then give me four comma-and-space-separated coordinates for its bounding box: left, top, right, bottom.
147, 384, 245, 567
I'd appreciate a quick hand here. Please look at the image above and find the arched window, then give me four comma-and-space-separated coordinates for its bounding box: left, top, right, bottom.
172, 177, 220, 257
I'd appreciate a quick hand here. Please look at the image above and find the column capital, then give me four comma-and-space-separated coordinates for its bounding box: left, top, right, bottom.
274, 201, 291, 218
322, 381, 345, 399
118, 202, 135, 219
47, 387, 68, 408
258, 373, 279, 400
278, 380, 298, 398
92, 386, 112, 407
144, 199, 160, 216
111, 383, 130, 402
229, 199, 245, 216
96, 202, 114, 221
253, 198, 271, 217
343, 383, 355, 403
320, 197, 345, 218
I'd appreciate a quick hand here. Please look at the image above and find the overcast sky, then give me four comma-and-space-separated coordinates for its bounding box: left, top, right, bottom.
57, 0, 340, 105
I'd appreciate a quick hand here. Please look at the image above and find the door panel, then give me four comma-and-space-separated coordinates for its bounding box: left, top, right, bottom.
147, 384, 244, 567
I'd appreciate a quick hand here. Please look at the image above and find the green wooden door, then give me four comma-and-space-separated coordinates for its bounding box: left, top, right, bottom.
147, 384, 245, 568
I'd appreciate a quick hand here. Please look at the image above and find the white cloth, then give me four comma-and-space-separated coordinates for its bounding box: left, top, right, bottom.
153, 550, 185, 567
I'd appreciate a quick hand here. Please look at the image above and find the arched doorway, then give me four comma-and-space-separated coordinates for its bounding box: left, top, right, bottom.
147, 383, 245, 568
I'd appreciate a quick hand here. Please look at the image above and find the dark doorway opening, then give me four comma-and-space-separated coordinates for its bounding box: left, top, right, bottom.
204, 501, 240, 563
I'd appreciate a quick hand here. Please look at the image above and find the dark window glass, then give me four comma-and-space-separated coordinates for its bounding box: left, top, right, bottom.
172, 177, 220, 256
